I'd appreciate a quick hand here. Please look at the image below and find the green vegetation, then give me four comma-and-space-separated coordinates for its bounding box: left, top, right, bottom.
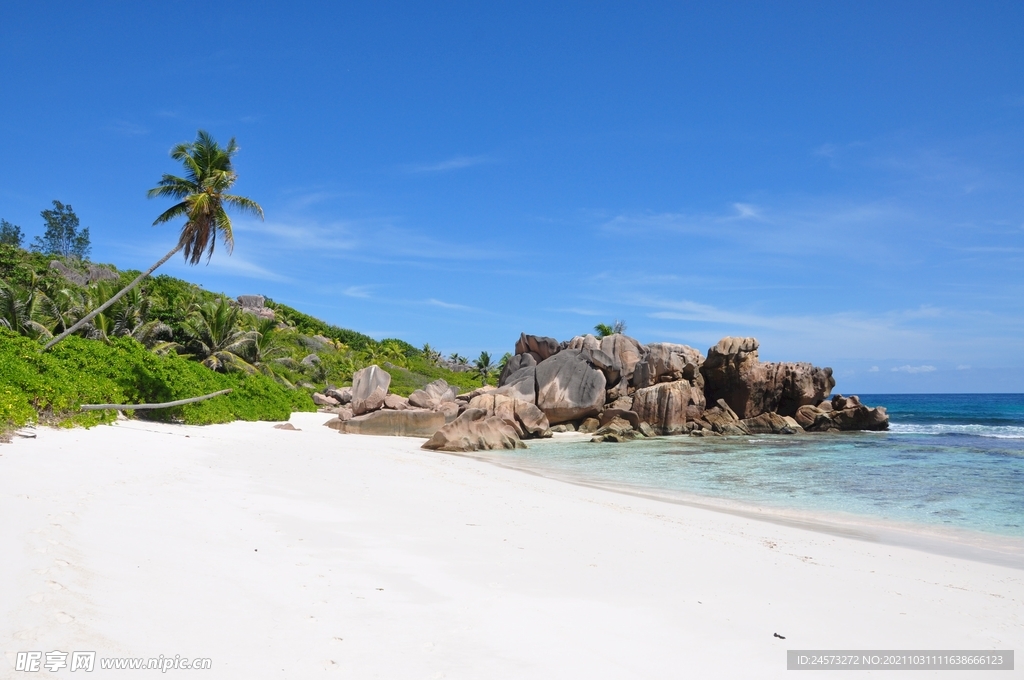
0, 329, 315, 438
594, 320, 627, 337
32, 201, 91, 260
46, 130, 264, 350
1, 219, 24, 247
1, 240, 501, 438
2, 130, 501, 438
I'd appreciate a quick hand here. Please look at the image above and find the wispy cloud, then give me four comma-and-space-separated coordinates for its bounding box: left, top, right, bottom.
163, 251, 290, 283
425, 298, 479, 312
891, 365, 937, 374
404, 155, 491, 173
107, 120, 148, 136
343, 285, 373, 298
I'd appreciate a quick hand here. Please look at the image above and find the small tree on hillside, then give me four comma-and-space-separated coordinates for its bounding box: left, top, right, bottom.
32, 201, 91, 260
0, 219, 24, 247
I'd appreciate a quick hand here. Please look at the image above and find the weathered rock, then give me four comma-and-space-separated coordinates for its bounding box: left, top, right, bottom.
565, 334, 601, 351
437, 402, 461, 421
599, 408, 641, 430
577, 417, 600, 433
422, 409, 526, 452
739, 411, 803, 435
301, 353, 321, 367
495, 366, 537, 403
468, 393, 552, 438
498, 352, 540, 385
638, 342, 705, 387
607, 395, 634, 411
457, 385, 496, 402
312, 393, 339, 407
514, 333, 561, 361
579, 348, 621, 385
702, 402, 741, 433
383, 394, 409, 410
631, 381, 706, 435
325, 386, 353, 404
701, 337, 834, 418
342, 409, 446, 437
831, 394, 862, 411
408, 379, 458, 410
828, 405, 889, 431
535, 350, 607, 424
351, 365, 392, 415
354, 385, 386, 416
273, 422, 299, 431
590, 416, 643, 443
598, 334, 645, 381
794, 404, 826, 429
323, 417, 346, 431
323, 407, 355, 428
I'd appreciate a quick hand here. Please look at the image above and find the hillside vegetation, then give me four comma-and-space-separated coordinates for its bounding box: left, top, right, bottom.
0, 244, 496, 438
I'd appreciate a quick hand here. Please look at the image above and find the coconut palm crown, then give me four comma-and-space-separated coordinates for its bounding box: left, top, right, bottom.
147, 130, 264, 265
43, 130, 263, 350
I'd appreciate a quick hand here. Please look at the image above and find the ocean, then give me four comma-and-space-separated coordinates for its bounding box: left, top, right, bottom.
487, 394, 1024, 543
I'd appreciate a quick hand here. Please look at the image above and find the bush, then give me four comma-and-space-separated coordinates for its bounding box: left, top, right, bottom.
0, 329, 315, 436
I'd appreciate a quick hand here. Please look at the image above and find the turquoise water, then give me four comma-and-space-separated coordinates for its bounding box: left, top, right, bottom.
493, 394, 1024, 539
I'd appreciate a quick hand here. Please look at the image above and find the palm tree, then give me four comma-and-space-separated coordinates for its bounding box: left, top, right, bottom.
472, 351, 495, 385
246, 317, 294, 386
594, 320, 627, 338
0, 279, 53, 340
421, 343, 442, 366
43, 130, 263, 350
182, 297, 256, 372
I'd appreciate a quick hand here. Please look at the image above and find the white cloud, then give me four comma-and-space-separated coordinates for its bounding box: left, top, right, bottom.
956, 364, 971, 370
868, 366, 879, 372
891, 365, 937, 374
425, 298, 479, 312
733, 203, 761, 219
404, 155, 491, 173
343, 286, 373, 299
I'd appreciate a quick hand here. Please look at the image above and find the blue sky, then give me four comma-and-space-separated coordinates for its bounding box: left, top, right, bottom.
1, 2, 1022, 392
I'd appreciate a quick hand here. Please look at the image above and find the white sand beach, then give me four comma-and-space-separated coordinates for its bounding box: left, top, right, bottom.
2, 412, 1021, 678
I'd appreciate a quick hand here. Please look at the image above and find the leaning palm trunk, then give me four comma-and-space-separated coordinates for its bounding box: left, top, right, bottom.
43, 243, 183, 350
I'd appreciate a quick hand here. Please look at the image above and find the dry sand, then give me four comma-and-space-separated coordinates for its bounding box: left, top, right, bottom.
1, 412, 1021, 678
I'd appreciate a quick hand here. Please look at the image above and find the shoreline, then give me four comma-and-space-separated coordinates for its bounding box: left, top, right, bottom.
462, 447, 1024, 571
2, 413, 1021, 678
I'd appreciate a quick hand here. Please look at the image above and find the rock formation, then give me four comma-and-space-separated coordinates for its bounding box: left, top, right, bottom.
351, 365, 392, 415
534, 350, 607, 424
421, 409, 526, 452
495, 329, 885, 438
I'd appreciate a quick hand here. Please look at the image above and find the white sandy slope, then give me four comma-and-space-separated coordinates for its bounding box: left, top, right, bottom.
1, 412, 1021, 679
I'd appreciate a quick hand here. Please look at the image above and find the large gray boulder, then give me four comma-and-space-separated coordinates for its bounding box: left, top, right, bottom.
354, 385, 386, 415
495, 366, 538, 403
498, 352, 539, 386
421, 409, 526, 452
631, 380, 706, 435
351, 365, 392, 415
408, 379, 458, 410
598, 334, 645, 381
634, 343, 705, 389
341, 409, 446, 437
534, 350, 607, 424
514, 333, 561, 361
701, 337, 834, 418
